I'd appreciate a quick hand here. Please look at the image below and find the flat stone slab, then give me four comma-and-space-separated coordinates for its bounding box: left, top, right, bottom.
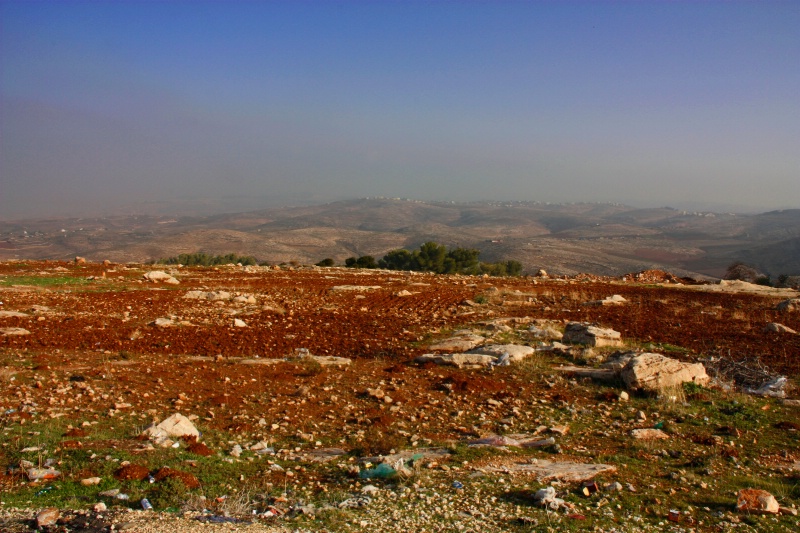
305, 448, 348, 463
0, 310, 29, 318
555, 366, 617, 380
1, 327, 31, 336
330, 285, 382, 291
428, 334, 485, 352
307, 355, 352, 366
416, 353, 495, 368
239, 358, 284, 365
484, 460, 616, 482
631, 428, 670, 440
468, 344, 536, 362
360, 448, 451, 465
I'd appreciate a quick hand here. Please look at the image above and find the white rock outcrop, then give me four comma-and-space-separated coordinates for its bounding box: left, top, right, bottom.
620, 353, 709, 391
562, 322, 622, 347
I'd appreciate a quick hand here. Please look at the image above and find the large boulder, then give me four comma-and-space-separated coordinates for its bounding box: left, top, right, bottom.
620, 353, 709, 391
562, 322, 622, 347
143, 413, 199, 442
736, 489, 780, 514
764, 322, 797, 334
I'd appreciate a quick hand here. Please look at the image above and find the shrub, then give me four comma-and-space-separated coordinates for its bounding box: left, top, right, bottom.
316, 258, 335, 267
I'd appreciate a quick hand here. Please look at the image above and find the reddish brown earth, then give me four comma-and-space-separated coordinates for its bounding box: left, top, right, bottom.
1, 261, 798, 473
1, 261, 799, 532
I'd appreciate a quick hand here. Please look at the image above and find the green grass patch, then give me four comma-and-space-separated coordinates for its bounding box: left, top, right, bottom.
0, 275, 90, 288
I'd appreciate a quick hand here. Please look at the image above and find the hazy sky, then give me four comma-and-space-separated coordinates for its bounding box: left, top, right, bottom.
2, 1, 799, 219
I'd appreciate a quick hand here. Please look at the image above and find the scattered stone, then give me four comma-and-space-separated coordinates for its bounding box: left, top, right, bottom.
249, 441, 275, 455
230, 444, 243, 457
562, 322, 622, 347
35, 508, 60, 528
586, 295, 627, 306
736, 488, 780, 514
764, 322, 797, 334
80, 476, 101, 486
93, 502, 107, 512
233, 318, 247, 328
631, 428, 669, 440
621, 353, 709, 391
533, 486, 566, 510
619, 391, 630, 401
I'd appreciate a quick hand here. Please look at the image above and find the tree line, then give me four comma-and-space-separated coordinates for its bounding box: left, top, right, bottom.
324, 242, 523, 276
157, 252, 258, 267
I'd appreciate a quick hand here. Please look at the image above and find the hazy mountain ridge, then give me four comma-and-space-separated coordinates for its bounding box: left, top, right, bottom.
1, 199, 798, 277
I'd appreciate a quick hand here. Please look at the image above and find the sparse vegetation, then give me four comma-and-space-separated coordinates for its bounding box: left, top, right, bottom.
157, 252, 257, 267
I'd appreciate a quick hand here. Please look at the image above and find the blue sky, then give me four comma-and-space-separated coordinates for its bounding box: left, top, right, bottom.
1, 1, 798, 218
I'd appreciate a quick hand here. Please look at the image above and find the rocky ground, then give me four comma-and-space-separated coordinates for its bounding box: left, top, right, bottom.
1, 261, 799, 532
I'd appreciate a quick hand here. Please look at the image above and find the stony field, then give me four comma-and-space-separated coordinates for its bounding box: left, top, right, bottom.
0, 261, 799, 532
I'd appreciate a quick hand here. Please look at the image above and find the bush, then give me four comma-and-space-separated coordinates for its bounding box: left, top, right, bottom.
316, 258, 335, 267
724, 261, 759, 282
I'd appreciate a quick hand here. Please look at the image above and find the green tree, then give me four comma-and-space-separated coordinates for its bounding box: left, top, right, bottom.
379, 249, 415, 270
414, 242, 447, 273
356, 255, 378, 269
316, 258, 335, 267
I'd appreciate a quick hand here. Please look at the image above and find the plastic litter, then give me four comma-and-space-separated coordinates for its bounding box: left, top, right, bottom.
452, 481, 464, 489
359, 462, 396, 479
26, 468, 61, 481
35, 486, 55, 496
141, 498, 153, 510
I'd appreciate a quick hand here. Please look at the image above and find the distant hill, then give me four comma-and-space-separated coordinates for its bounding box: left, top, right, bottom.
1, 199, 798, 277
